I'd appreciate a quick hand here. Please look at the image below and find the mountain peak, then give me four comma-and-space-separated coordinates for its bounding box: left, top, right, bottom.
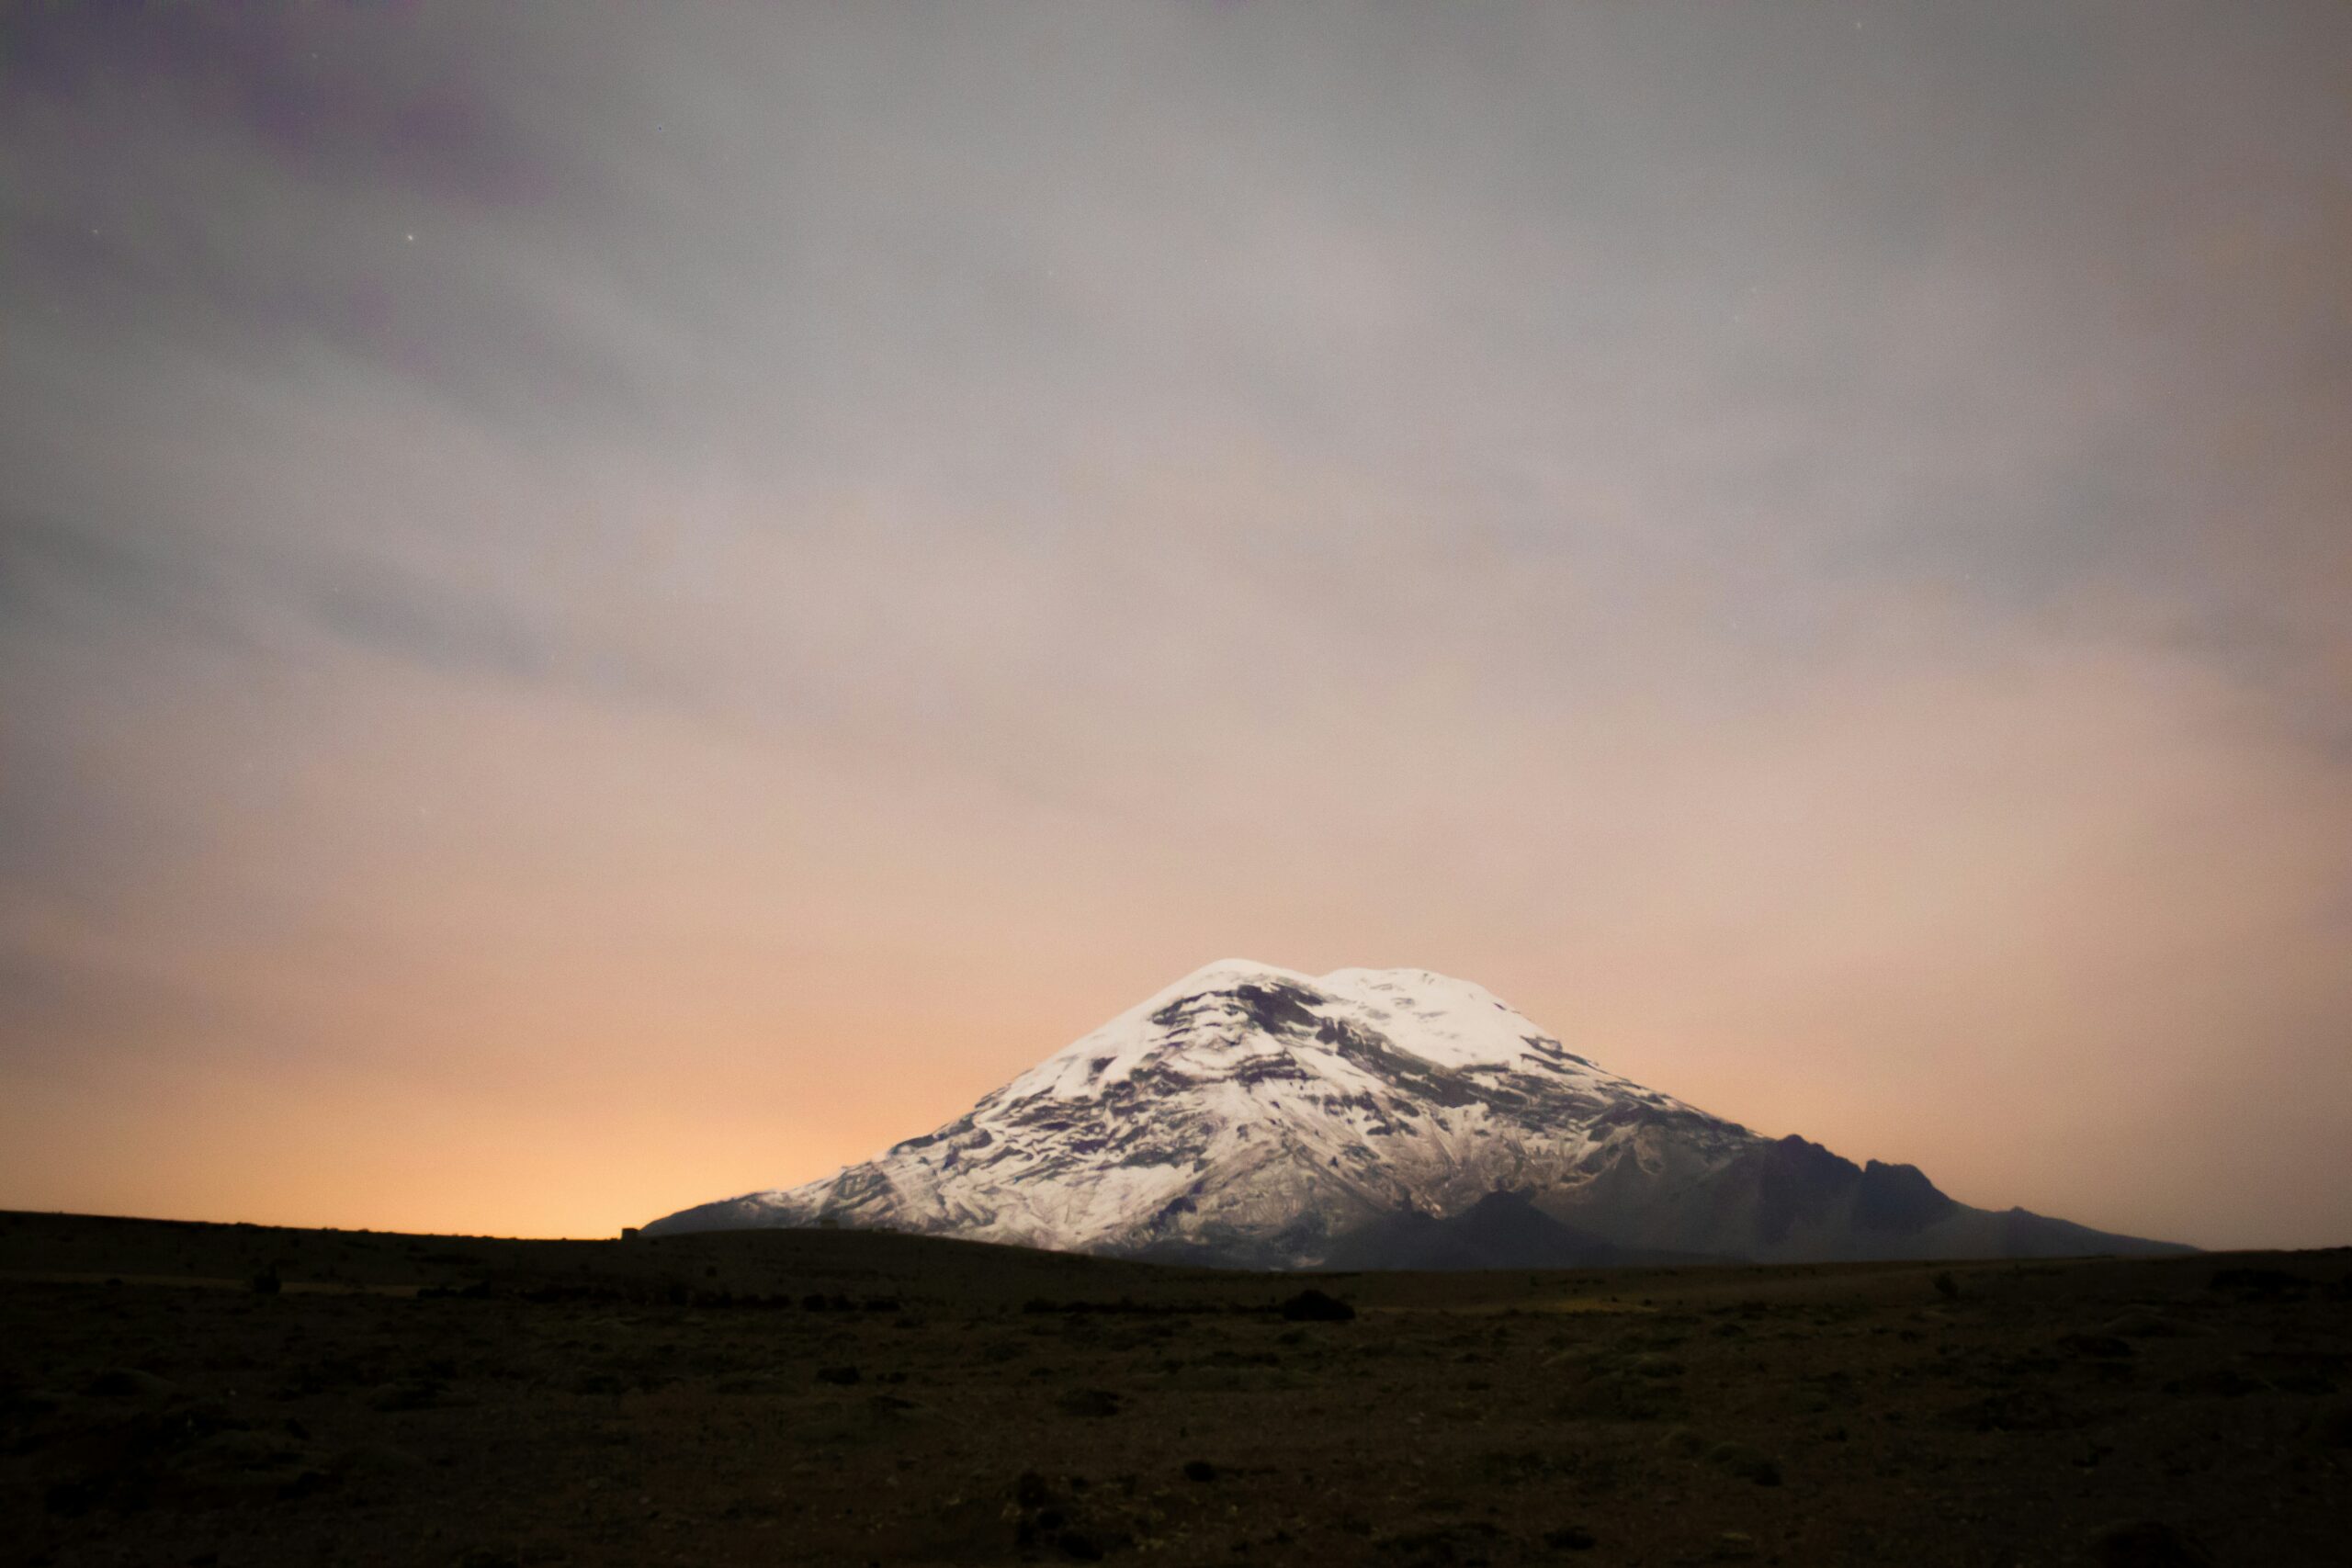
644, 960, 2188, 1267
1158, 956, 1314, 994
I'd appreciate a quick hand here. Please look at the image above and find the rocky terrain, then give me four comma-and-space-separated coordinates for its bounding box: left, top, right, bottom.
4, 1210, 2346, 1566
649, 961, 2185, 1268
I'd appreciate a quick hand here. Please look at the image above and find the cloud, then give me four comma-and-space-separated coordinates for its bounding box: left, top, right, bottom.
1, 1, 2346, 1245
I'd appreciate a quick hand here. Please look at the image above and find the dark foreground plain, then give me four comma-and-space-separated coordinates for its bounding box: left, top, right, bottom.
2, 1213, 2345, 1567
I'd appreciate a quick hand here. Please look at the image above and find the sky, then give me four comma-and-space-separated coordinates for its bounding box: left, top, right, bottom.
3, 1, 2347, 1248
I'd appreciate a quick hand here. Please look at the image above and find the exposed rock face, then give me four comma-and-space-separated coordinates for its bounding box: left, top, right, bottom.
645, 960, 2187, 1267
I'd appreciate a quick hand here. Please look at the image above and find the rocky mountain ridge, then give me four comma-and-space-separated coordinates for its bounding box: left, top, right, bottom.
645, 960, 2186, 1268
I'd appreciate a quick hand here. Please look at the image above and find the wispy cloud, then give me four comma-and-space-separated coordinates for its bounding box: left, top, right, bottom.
2, 1, 2346, 1243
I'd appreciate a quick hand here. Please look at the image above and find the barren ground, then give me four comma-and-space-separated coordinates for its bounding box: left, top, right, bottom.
2, 1212, 2345, 1566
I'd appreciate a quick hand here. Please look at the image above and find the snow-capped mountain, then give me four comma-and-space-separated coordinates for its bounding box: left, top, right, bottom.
644, 960, 2185, 1267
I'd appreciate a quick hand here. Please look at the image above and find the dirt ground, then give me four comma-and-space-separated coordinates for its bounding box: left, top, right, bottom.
1, 1211, 2345, 1566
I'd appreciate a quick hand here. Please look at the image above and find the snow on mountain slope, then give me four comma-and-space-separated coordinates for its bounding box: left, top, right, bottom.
644, 959, 2188, 1266
642, 959, 1759, 1264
